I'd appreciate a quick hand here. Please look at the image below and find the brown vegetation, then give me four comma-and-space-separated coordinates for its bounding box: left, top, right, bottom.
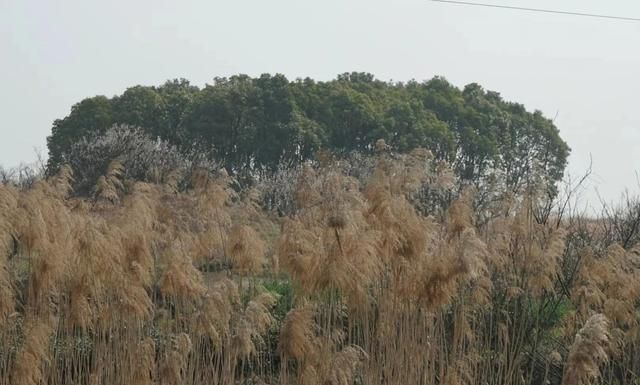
0, 149, 638, 385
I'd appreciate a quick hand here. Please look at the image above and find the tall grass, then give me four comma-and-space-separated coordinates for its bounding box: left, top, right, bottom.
0, 148, 638, 384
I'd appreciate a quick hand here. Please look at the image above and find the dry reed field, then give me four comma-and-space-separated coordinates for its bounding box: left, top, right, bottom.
1, 148, 639, 385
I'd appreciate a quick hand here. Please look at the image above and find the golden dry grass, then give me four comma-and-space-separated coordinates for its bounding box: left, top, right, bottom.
0, 150, 638, 385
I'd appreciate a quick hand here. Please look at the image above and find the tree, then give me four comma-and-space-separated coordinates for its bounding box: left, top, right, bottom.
46, 73, 570, 194
180, 75, 257, 170
112, 86, 165, 134
157, 79, 200, 144
47, 96, 114, 171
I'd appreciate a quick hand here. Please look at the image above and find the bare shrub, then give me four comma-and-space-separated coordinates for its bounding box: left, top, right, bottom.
59, 124, 218, 194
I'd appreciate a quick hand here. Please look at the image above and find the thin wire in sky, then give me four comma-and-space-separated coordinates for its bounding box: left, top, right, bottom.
431, 0, 640, 22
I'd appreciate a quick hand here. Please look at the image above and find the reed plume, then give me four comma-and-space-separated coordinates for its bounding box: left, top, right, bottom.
278, 306, 318, 361
94, 159, 125, 204
11, 315, 54, 385
0, 185, 18, 327
2, 153, 639, 385
562, 314, 610, 385
228, 224, 266, 275
159, 333, 192, 385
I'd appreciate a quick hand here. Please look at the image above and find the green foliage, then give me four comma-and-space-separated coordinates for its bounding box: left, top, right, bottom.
47, 96, 114, 168
262, 279, 295, 322
46, 73, 570, 190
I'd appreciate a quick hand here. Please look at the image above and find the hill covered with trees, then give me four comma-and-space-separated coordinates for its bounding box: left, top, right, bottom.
47, 73, 569, 193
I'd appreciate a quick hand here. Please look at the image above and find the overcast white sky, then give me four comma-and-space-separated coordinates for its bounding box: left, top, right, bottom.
1, 0, 639, 209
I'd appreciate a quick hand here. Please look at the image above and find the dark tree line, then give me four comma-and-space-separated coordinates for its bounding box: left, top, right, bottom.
47, 72, 569, 192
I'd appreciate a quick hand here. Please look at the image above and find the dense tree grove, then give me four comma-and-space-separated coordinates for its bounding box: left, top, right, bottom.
47, 73, 569, 192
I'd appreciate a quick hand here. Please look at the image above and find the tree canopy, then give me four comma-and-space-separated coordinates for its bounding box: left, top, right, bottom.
47, 73, 569, 191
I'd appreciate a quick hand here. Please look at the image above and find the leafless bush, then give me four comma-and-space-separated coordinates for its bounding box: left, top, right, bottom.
255, 162, 303, 216
60, 124, 218, 194
0, 163, 43, 190
1, 150, 46, 189
600, 190, 640, 249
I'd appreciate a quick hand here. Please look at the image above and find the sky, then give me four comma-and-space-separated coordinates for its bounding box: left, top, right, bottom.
1, 0, 639, 210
